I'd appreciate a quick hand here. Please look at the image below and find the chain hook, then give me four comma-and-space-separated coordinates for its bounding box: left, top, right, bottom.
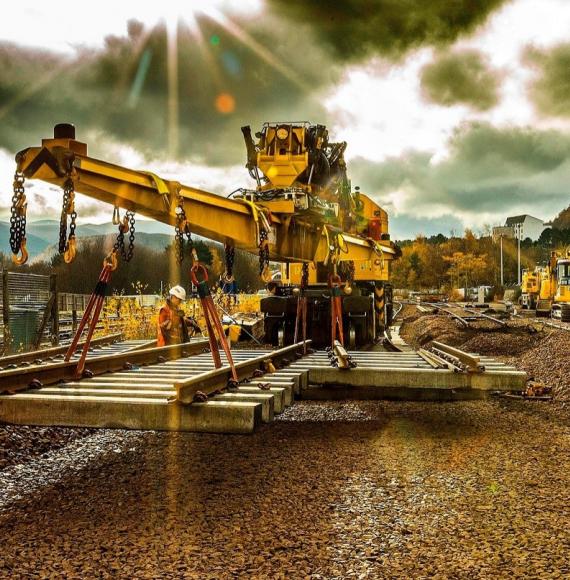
11, 239, 28, 265
174, 198, 193, 264
63, 236, 77, 264
59, 177, 78, 262
103, 249, 118, 271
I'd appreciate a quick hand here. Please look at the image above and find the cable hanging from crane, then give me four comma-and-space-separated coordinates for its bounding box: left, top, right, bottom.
64, 250, 118, 377
329, 273, 345, 347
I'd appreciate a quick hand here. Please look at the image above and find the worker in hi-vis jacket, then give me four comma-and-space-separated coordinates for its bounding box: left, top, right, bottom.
157, 285, 201, 346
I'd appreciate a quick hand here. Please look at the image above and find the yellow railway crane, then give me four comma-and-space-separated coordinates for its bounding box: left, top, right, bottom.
10, 122, 399, 347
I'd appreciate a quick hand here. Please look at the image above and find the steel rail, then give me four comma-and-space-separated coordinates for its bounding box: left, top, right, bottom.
392, 301, 403, 320
460, 306, 506, 327
382, 331, 403, 352
0, 333, 124, 368
0, 339, 209, 394
429, 303, 469, 327
512, 312, 570, 333
175, 340, 311, 404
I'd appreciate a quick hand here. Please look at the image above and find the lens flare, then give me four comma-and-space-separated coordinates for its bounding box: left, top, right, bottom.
215, 93, 236, 114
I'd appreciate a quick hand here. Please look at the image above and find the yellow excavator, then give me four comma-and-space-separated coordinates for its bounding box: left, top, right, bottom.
536, 252, 559, 317
9, 122, 399, 347
552, 250, 570, 321
532, 250, 570, 320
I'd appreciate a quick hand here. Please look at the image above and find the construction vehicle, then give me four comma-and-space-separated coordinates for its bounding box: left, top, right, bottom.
9, 122, 399, 348
241, 122, 396, 347
535, 252, 559, 317
520, 267, 540, 309
551, 250, 570, 321
531, 250, 570, 320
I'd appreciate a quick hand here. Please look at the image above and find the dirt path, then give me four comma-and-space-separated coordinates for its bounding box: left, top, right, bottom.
0, 400, 568, 578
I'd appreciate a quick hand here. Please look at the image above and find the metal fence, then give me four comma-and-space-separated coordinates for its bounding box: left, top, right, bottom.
1, 271, 57, 353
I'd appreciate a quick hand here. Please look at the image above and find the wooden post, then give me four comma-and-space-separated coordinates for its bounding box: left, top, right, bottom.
2, 271, 11, 354
50, 274, 59, 345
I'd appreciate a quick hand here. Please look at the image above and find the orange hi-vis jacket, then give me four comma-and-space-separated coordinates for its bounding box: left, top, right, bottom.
157, 300, 185, 347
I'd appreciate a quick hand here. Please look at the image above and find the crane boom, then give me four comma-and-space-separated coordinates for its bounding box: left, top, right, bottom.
15, 126, 395, 268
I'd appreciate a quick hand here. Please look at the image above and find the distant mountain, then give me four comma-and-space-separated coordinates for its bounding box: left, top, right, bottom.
0, 219, 175, 259
31, 233, 175, 263
0, 223, 51, 258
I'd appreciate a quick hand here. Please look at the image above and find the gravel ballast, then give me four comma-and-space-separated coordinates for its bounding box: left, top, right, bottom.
0, 399, 569, 578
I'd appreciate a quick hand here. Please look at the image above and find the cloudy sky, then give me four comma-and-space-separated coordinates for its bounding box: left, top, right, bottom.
1, 0, 569, 239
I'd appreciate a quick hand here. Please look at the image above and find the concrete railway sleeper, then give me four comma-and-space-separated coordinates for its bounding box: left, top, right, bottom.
0, 332, 527, 433
0, 341, 311, 434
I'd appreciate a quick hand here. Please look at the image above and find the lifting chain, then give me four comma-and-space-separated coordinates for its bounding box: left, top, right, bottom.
114, 210, 136, 262
224, 244, 235, 282
58, 178, 77, 263
348, 260, 355, 285
258, 228, 271, 281
174, 201, 194, 264
9, 170, 28, 264
339, 260, 355, 294
301, 262, 309, 289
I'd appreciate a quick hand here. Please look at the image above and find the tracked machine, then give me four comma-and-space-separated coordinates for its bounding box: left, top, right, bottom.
551, 250, 570, 321
9, 122, 398, 349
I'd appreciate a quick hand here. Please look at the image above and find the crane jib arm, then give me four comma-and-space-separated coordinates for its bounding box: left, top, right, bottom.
15, 135, 396, 266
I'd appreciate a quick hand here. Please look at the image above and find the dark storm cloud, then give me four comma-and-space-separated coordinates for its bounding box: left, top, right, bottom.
524, 42, 570, 118
267, 0, 508, 61
349, 122, 570, 224
420, 49, 502, 111
0, 14, 336, 166
0, 0, 510, 167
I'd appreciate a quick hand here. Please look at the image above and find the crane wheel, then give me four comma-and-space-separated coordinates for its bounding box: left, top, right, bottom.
349, 326, 356, 349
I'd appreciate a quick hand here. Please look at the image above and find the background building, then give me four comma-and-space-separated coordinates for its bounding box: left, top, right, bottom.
492, 215, 546, 242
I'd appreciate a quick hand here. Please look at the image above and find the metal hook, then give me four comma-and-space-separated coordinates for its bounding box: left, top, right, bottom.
11, 238, 28, 265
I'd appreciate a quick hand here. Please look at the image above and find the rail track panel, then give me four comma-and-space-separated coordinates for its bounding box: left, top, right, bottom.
0, 330, 527, 432
0, 343, 308, 434
290, 350, 526, 401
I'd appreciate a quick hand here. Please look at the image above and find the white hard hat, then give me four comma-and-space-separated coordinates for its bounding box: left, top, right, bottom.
169, 285, 186, 300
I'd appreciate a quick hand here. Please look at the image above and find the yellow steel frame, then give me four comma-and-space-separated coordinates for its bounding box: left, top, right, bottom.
16, 136, 395, 280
